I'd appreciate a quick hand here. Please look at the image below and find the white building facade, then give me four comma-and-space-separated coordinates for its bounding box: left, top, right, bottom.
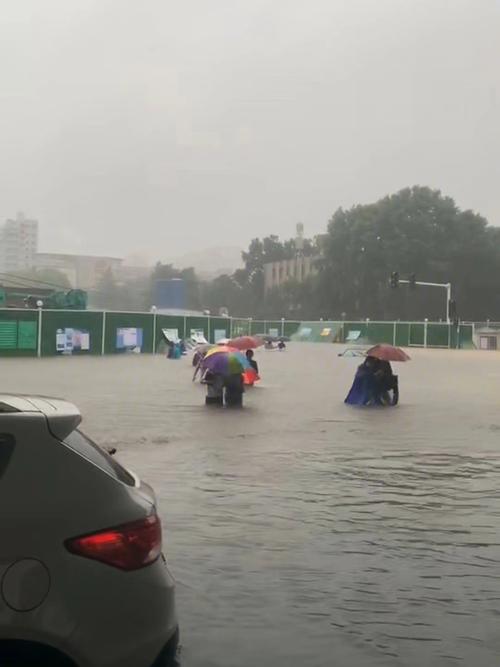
0, 212, 39, 274
263, 255, 317, 293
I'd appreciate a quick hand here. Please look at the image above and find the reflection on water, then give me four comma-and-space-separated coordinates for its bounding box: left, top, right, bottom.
3, 346, 500, 667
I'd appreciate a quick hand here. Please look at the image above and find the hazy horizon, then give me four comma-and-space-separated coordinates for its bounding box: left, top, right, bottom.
1, 0, 498, 262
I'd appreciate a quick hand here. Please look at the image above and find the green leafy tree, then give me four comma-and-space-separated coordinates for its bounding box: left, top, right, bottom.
202, 274, 245, 315
92, 268, 119, 309
319, 186, 500, 320
6, 268, 72, 290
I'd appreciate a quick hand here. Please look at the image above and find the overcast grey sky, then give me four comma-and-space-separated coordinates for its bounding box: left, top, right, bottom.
0, 0, 498, 263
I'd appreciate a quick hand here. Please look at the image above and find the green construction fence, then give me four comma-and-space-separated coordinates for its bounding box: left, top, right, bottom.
0, 309, 40, 357
291, 320, 474, 348
0, 309, 475, 357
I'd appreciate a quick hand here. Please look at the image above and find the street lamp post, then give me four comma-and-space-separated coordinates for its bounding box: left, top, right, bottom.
151, 306, 157, 354
36, 301, 43, 358
341, 312, 347, 343
101, 311, 106, 355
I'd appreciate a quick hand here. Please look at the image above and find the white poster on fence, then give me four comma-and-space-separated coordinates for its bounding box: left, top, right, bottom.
190, 329, 208, 344
56, 328, 90, 354
162, 328, 179, 343
213, 329, 227, 343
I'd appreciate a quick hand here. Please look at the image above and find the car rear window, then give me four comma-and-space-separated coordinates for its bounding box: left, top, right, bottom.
64, 430, 135, 486
0, 434, 15, 481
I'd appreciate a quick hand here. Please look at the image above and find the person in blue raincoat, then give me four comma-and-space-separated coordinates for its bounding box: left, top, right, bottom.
344, 356, 379, 406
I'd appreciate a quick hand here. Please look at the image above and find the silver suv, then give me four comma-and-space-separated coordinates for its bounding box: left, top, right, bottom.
0, 394, 178, 667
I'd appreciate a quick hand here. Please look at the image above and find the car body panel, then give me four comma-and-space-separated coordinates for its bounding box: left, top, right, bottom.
0, 396, 177, 667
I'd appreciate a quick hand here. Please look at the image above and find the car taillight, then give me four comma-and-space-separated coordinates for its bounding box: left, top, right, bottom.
65, 513, 162, 571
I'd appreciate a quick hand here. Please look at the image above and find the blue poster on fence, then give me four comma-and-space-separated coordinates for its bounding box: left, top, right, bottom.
116, 327, 143, 353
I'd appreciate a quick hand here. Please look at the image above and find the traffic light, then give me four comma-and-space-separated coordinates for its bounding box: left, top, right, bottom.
409, 273, 416, 289
390, 271, 399, 288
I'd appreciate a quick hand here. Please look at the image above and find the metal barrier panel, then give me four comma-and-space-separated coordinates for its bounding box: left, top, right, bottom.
41, 310, 103, 356
409, 322, 425, 346
395, 323, 410, 347
0, 310, 478, 356
266, 320, 283, 336
250, 320, 265, 336
284, 321, 301, 338
427, 323, 449, 348
291, 321, 316, 342
344, 322, 368, 342
450, 323, 473, 349
365, 322, 394, 345
209, 317, 230, 343
231, 319, 250, 337
155, 315, 186, 351
104, 312, 154, 354
292, 321, 341, 342
0, 309, 39, 357
185, 316, 209, 342
460, 324, 474, 348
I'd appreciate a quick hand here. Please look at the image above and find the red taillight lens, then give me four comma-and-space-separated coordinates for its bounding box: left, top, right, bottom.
65, 513, 162, 571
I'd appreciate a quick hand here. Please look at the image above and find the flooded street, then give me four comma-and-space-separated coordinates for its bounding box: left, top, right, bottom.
2, 344, 500, 667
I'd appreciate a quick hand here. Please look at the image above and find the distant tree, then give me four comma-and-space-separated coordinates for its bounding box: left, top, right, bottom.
260, 275, 324, 320
36, 268, 72, 289
93, 268, 119, 309
200, 233, 320, 318
202, 274, 244, 315
318, 186, 500, 320
242, 235, 292, 271
5, 268, 72, 290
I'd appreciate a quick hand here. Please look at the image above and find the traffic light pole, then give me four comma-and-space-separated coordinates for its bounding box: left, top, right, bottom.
398, 280, 452, 324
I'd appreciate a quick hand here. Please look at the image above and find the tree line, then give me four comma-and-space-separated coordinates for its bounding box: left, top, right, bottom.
93, 186, 500, 322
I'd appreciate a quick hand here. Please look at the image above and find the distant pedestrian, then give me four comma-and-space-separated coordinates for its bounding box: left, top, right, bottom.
246, 349, 259, 374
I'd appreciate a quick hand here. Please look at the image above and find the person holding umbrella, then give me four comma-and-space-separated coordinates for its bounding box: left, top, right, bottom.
345, 344, 409, 406
374, 359, 398, 405
200, 347, 251, 408
368, 344, 409, 406
204, 370, 225, 406
344, 355, 379, 406
224, 373, 245, 407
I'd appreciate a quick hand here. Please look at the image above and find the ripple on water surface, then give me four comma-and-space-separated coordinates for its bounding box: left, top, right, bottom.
2, 348, 500, 666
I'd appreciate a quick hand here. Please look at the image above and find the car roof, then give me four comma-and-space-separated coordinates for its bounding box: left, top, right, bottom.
0, 394, 82, 439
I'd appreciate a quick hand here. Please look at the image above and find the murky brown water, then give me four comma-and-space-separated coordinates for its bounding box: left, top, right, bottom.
2, 344, 500, 667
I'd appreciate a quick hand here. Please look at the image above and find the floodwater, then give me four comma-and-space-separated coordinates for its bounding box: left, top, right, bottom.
2, 344, 500, 667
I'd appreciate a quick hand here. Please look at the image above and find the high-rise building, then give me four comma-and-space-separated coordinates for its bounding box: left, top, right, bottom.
0, 212, 39, 274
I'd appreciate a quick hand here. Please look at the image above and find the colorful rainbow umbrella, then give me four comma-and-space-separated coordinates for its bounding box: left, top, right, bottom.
201, 347, 251, 376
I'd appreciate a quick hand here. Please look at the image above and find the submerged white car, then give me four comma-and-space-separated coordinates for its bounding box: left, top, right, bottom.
0, 394, 178, 667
